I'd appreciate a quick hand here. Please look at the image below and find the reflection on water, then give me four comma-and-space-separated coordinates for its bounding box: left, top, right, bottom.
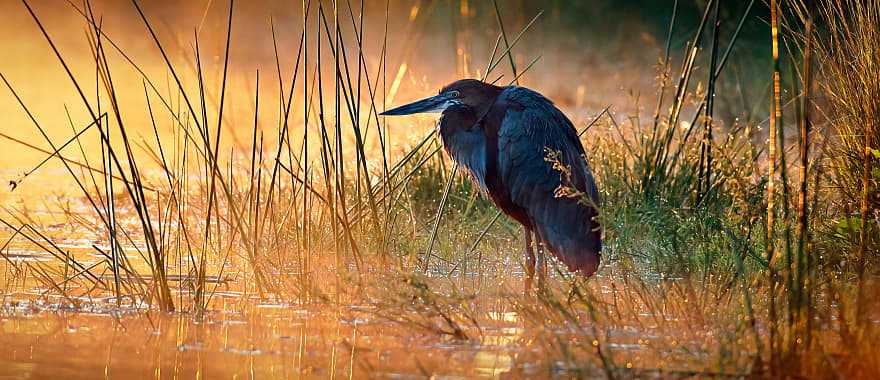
1, 225, 776, 380
0, 302, 525, 379
0, 213, 757, 378
473, 351, 512, 377
0, 269, 742, 379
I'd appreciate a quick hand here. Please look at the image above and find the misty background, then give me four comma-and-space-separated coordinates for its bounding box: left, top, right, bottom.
0, 0, 770, 189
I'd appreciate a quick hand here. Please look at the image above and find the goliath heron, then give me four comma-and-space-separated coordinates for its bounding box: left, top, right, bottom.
381, 79, 601, 288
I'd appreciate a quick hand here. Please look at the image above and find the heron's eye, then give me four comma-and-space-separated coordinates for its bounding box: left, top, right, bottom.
448, 90, 461, 98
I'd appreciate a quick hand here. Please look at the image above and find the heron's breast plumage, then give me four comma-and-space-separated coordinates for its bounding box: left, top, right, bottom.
443, 130, 488, 194
439, 107, 488, 194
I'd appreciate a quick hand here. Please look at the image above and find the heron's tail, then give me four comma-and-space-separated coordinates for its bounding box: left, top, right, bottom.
532, 206, 602, 276
564, 244, 600, 276
544, 229, 601, 277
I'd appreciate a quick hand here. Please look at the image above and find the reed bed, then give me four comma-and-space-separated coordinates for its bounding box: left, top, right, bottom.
1, 0, 878, 378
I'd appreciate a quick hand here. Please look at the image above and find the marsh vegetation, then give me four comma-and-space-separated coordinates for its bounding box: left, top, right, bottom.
1, 0, 878, 378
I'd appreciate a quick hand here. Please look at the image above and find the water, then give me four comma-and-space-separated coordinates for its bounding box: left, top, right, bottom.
1, 299, 521, 379
1, 263, 748, 379
0, 201, 761, 379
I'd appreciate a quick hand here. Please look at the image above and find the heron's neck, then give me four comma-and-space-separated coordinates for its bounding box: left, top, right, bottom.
473, 86, 506, 121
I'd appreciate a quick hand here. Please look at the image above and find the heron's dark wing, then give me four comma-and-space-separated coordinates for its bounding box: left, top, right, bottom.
494, 87, 601, 273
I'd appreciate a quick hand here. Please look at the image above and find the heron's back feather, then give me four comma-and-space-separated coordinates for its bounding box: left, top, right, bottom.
494, 87, 602, 274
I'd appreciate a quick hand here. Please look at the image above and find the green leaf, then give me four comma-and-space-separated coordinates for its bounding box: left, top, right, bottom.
834, 217, 861, 239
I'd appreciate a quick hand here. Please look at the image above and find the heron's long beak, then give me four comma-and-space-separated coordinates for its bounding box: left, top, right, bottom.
380, 93, 456, 116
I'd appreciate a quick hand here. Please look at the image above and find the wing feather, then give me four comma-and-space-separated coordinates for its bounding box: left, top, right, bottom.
495, 87, 601, 274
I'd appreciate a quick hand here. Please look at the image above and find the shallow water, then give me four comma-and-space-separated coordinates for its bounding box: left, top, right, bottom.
1, 298, 728, 379
1, 299, 526, 379
0, 172, 779, 378
1, 262, 745, 380
0, 223, 525, 378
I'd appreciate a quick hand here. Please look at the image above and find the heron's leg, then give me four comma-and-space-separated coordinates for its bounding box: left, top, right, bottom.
523, 226, 536, 294
536, 240, 547, 287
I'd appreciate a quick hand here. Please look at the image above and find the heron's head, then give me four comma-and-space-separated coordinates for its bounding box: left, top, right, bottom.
380, 79, 503, 117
